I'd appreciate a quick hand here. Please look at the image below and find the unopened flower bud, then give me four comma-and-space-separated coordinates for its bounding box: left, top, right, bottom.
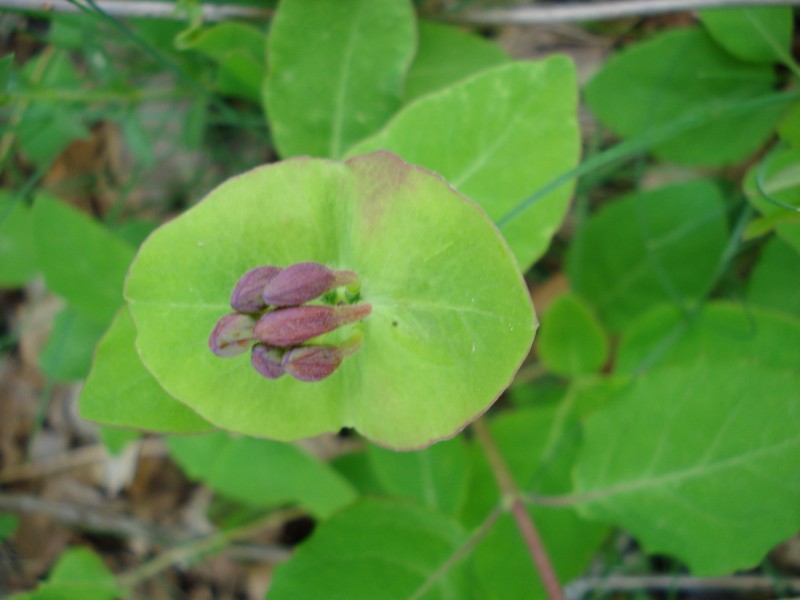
230, 266, 283, 313
254, 303, 372, 347
282, 334, 363, 382
262, 262, 358, 307
251, 344, 285, 379
209, 313, 256, 357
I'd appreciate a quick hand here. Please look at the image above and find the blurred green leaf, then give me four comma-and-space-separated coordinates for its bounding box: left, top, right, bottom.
178, 22, 266, 103
744, 146, 800, 252
537, 293, 608, 377
0, 192, 38, 286
585, 28, 784, 166
404, 21, 508, 103
98, 427, 141, 455
8, 547, 126, 600
351, 58, 579, 270
32, 197, 134, 322
700, 6, 793, 65
330, 450, 386, 496
79, 307, 213, 434
264, 0, 416, 158
167, 431, 357, 518
17, 50, 89, 165
567, 180, 728, 331
367, 436, 469, 517
0, 54, 13, 91
268, 499, 472, 600
0, 513, 19, 541
616, 302, 800, 375
747, 238, 800, 318
39, 306, 108, 381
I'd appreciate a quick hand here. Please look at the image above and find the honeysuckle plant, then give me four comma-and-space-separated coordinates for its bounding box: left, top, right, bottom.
80, 150, 536, 449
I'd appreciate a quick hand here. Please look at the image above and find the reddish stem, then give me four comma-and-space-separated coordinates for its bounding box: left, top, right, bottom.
472, 418, 566, 600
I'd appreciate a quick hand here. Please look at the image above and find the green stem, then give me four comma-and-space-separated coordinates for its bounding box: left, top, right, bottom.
115, 508, 301, 590
496, 89, 800, 231
0, 87, 188, 104
472, 418, 566, 600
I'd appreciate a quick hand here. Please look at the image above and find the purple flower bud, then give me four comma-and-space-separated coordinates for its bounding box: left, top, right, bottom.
262, 262, 358, 307
251, 344, 285, 379
230, 266, 283, 313
254, 303, 372, 347
282, 334, 363, 382
209, 313, 256, 357
282, 346, 343, 382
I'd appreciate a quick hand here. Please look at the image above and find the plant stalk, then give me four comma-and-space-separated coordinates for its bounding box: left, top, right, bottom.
472, 418, 566, 600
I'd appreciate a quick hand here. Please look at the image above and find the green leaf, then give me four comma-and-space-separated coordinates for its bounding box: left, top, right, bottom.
32, 197, 135, 322
700, 6, 793, 65
0, 513, 19, 540
178, 22, 266, 103
167, 432, 356, 518
264, 0, 415, 158
537, 293, 608, 377
15, 51, 89, 166
566, 180, 728, 332
351, 58, 579, 270
79, 307, 213, 434
39, 306, 108, 381
0, 54, 13, 91
748, 238, 800, 318
616, 302, 800, 375
7, 547, 126, 600
367, 436, 469, 517
330, 450, 386, 496
744, 146, 800, 253
404, 21, 508, 103
464, 404, 609, 600
585, 28, 784, 166
574, 362, 800, 574
124, 151, 535, 449
0, 192, 38, 286
268, 499, 471, 600
98, 427, 140, 455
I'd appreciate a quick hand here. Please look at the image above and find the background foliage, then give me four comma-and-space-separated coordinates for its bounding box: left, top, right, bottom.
0, 1, 798, 599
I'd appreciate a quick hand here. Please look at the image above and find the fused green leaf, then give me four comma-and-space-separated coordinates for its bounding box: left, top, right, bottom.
124, 151, 535, 449
79, 307, 213, 434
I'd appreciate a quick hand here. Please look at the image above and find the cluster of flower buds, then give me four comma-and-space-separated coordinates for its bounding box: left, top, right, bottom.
209, 262, 371, 382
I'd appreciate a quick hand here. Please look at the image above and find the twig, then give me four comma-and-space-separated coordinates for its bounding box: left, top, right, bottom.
0, 492, 183, 541
442, 0, 800, 26
472, 418, 566, 600
115, 508, 299, 589
0, 439, 166, 484
0, 0, 272, 20
1, 0, 798, 24
565, 574, 800, 599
